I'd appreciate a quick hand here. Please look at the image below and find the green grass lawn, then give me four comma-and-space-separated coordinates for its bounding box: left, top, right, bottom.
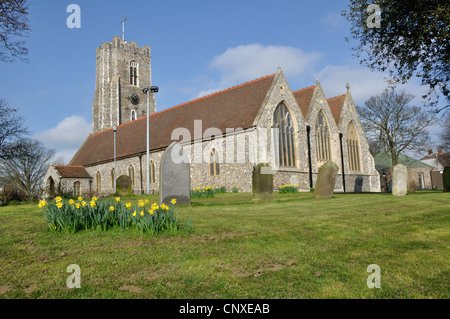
0, 191, 449, 299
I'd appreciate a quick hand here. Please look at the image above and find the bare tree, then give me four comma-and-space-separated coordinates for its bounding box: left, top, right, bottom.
358, 89, 435, 166
0, 139, 55, 201
0, 98, 29, 160
438, 113, 450, 153
0, 0, 31, 62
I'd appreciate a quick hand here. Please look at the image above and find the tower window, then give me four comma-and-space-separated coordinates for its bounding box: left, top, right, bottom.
130, 61, 138, 86
131, 110, 136, 121
273, 103, 296, 167
96, 171, 101, 193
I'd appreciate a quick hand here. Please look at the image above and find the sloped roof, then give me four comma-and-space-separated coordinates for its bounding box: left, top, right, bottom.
327, 94, 346, 125
292, 85, 315, 118
420, 152, 450, 167
54, 165, 92, 178
374, 151, 434, 171
70, 73, 276, 166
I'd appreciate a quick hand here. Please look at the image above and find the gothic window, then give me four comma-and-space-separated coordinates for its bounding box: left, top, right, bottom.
209, 149, 220, 176
130, 61, 138, 86
96, 171, 101, 192
131, 110, 136, 121
128, 165, 135, 186
149, 161, 156, 184
273, 103, 296, 167
74, 181, 81, 196
111, 168, 115, 188
346, 121, 361, 172
315, 110, 332, 162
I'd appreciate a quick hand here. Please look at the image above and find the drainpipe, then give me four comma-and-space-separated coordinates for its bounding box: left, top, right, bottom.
306, 125, 313, 188
339, 132, 346, 192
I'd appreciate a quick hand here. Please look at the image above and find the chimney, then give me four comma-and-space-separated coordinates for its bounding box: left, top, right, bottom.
438, 149, 443, 155
428, 149, 433, 155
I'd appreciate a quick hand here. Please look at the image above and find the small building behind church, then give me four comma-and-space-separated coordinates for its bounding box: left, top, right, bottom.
42, 36, 381, 198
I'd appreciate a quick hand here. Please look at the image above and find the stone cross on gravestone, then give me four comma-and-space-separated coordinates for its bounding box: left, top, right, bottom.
159, 142, 191, 205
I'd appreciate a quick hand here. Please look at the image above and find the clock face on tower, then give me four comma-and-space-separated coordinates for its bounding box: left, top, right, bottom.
130, 93, 140, 105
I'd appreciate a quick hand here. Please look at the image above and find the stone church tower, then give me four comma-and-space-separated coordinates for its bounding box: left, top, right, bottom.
92, 36, 156, 133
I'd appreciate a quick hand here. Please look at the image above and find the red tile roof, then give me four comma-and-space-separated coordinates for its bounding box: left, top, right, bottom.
327, 94, 346, 124
292, 86, 316, 118
70, 74, 276, 166
54, 165, 92, 178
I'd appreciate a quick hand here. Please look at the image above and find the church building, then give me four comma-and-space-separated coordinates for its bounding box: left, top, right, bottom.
42, 36, 381, 197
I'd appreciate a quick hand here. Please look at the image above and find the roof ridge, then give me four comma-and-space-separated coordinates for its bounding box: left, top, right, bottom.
54, 164, 85, 167
90, 73, 277, 136
292, 85, 316, 94
327, 94, 346, 100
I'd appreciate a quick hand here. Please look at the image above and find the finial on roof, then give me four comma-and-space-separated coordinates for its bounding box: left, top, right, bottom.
346, 83, 350, 92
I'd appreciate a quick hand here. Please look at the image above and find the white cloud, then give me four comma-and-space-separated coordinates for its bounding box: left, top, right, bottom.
209, 43, 322, 88
315, 64, 427, 104
320, 12, 345, 29
51, 149, 79, 165
35, 115, 91, 150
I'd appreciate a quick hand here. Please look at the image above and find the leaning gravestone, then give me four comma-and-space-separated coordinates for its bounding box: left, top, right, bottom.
252, 163, 273, 203
160, 142, 191, 205
443, 166, 450, 192
313, 161, 338, 198
116, 175, 132, 196
392, 164, 407, 196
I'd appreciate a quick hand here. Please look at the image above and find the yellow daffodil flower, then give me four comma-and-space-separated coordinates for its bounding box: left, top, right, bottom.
92, 196, 97, 201
77, 196, 83, 201
69, 199, 75, 205
126, 203, 132, 209
109, 206, 115, 211
55, 196, 62, 202
133, 211, 137, 217
140, 211, 144, 217
82, 201, 87, 207
171, 198, 176, 205
90, 201, 96, 208
115, 197, 120, 202
56, 202, 63, 209
76, 203, 80, 209
149, 210, 154, 215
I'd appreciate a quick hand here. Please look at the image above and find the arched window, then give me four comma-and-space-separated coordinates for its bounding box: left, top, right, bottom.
111, 168, 115, 189
209, 149, 220, 176
131, 110, 136, 121
346, 121, 361, 172
273, 103, 296, 167
130, 61, 138, 86
315, 110, 331, 162
74, 181, 81, 196
128, 165, 135, 186
96, 171, 101, 193
149, 161, 156, 184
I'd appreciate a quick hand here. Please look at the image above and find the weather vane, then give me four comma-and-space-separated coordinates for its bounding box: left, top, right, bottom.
121, 17, 127, 41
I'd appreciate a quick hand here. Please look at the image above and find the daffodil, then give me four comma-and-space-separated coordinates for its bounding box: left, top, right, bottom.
82, 201, 87, 207
78, 196, 83, 201
140, 211, 144, 217
109, 206, 115, 211
90, 201, 96, 208
126, 203, 132, 209
149, 210, 154, 215
145, 199, 149, 204
115, 197, 120, 202
69, 199, 75, 205
56, 202, 63, 209
76, 203, 80, 209
139, 202, 145, 207
55, 196, 62, 202
133, 211, 137, 217
171, 198, 177, 205
92, 196, 97, 201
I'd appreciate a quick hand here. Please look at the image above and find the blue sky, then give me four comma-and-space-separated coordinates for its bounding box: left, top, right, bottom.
0, 0, 444, 163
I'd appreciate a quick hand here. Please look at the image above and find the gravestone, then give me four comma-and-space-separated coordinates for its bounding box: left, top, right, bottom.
116, 175, 132, 196
159, 142, 191, 205
392, 164, 407, 196
252, 163, 273, 203
443, 167, 450, 192
313, 161, 338, 199
354, 175, 363, 193
290, 175, 299, 187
